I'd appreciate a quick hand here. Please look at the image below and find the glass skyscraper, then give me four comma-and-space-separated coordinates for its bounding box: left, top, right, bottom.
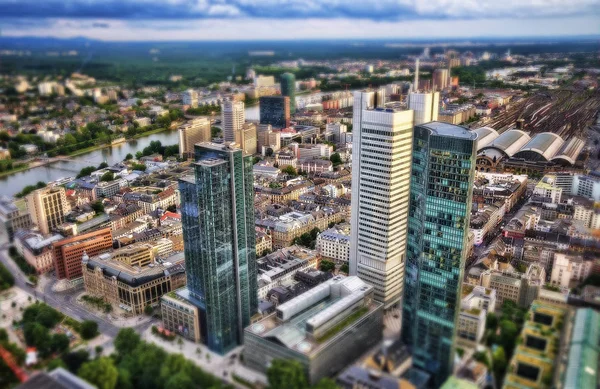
179, 142, 257, 354
280, 72, 296, 115
401, 122, 477, 385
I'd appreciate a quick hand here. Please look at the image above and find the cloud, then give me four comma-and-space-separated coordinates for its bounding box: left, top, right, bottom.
1, 0, 599, 20
2, 16, 599, 41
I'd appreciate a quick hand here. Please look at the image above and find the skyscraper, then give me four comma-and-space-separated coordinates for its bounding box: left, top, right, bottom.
349, 90, 414, 309
179, 142, 257, 354
222, 99, 245, 143
408, 91, 440, 125
259, 96, 290, 129
432, 68, 449, 90
401, 122, 478, 385
178, 117, 211, 157
280, 73, 296, 115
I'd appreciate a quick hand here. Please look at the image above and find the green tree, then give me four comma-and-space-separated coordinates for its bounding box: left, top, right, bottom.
267, 359, 308, 389
91, 200, 104, 213
77, 166, 97, 178
329, 153, 342, 166
339, 263, 349, 274
61, 350, 89, 373
50, 333, 70, 354
125, 153, 133, 160
78, 357, 118, 389
98, 162, 109, 169
100, 171, 115, 182
493, 346, 507, 382
165, 372, 194, 389
144, 305, 154, 316
281, 165, 298, 176
319, 260, 336, 272
46, 358, 67, 370
313, 378, 339, 389
486, 313, 498, 330
80, 320, 98, 340
114, 328, 140, 356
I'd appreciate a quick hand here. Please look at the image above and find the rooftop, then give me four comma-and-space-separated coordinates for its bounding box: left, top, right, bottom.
418, 121, 477, 140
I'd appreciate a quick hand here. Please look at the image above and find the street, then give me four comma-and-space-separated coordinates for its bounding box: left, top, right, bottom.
0, 248, 155, 342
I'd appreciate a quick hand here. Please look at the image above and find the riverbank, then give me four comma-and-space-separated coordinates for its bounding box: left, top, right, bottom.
0, 127, 175, 179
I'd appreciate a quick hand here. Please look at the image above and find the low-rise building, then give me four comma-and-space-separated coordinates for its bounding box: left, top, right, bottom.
243, 276, 384, 385
503, 301, 568, 389
549, 252, 594, 288
457, 285, 497, 349
257, 245, 318, 300
316, 224, 350, 264
0, 198, 32, 241
256, 231, 272, 257
14, 231, 63, 274
481, 263, 545, 308
52, 228, 113, 280
82, 249, 186, 315
161, 289, 201, 342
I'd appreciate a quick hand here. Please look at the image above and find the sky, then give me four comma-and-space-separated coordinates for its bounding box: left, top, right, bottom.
1, 0, 599, 41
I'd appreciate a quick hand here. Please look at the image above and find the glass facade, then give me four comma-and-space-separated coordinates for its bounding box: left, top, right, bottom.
280, 72, 296, 115
401, 123, 477, 385
259, 96, 290, 129
179, 143, 257, 354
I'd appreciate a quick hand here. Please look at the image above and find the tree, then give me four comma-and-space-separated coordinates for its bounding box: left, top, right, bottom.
61, 350, 90, 373
100, 171, 115, 182
493, 346, 507, 382
125, 153, 133, 160
135, 151, 143, 159
98, 162, 109, 169
313, 378, 339, 389
281, 165, 298, 176
80, 320, 98, 340
50, 333, 70, 354
267, 359, 308, 389
114, 328, 140, 356
144, 305, 154, 316
339, 263, 349, 274
95, 346, 104, 356
78, 357, 118, 389
91, 200, 104, 213
165, 372, 194, 389
77, 166, 97, 178
486, 313, 498, 330
210, 126, 221, 138
330, 153, 342, 166
319, 260, 336, 273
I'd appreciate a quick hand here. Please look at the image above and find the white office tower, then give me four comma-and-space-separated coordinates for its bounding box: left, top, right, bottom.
221, 99, 245, 143
182, 89, 198, 108
350, 90, 414, 309
413, 58, 420, 92
408, 91, 440, 126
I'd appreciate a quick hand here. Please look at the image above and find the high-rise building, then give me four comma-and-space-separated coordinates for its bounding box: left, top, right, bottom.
235, 123, 257, 155
259, 96, 290, 129
401, 122, 478, 385
257, 124, 281, 156
280, 73, 296, 115
408, 91, 440, 125
182, 89, 198, 107
432, 69, 449, 90
178, 117, 211, 157
221, 100, 245, 143
349, 90, 414, 308
52, 228, 113, 280
26, 186, 71, 235
179, 142, 257, 354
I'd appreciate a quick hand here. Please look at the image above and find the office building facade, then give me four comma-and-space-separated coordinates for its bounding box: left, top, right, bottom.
179, 142, 257, 354
350, 90, 414, 308
222, 100, 245, 143
26, 186, 71, 235
259, 96, 290, 129
280, 72, 296, 115
401, 122, 477, 385
408, 91, 440, 126
52, 228, 113, 280
178, 117, 211, 157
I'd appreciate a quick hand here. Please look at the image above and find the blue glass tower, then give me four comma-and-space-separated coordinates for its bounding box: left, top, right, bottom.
280, 72, 296, 115
401, 122, 477, 385
179, 142, 257, 354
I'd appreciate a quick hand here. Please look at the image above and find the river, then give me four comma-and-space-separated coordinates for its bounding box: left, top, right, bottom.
0, 130, 181, 197
0, 96, 306, 198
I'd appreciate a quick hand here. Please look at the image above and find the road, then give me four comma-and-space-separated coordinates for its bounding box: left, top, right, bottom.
0, 249, 154, 340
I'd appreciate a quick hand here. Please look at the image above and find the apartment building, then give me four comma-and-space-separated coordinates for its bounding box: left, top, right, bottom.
26, 186, 71, 235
